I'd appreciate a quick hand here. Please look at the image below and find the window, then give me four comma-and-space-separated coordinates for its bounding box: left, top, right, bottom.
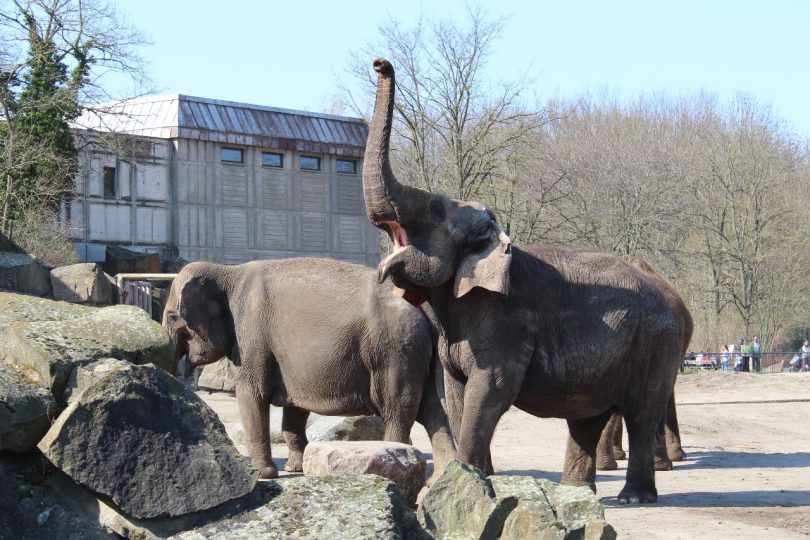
221, 147, 244, 163
103, 167, 116, 197
336, 159, 356, 174
262, 152, 283, 168
300, 155, 321, 171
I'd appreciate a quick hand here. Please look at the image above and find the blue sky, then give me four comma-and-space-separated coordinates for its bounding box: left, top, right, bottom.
115, 0, 810, 137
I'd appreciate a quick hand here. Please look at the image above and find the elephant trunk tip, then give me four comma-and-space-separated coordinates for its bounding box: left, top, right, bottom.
373, 58, 393, 76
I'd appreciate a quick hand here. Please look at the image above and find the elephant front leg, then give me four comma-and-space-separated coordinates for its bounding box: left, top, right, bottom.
562, 411, 612, 492
236, 380, 277, 479
282, 406, 310, 472
455, 370, 521, 474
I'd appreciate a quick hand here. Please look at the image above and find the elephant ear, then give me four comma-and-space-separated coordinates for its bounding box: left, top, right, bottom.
178, 275, 223, 340
453, 226, 512, 298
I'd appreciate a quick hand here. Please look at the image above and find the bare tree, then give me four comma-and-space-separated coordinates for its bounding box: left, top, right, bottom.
337, 6, 547, 200
0, 0, 151, 242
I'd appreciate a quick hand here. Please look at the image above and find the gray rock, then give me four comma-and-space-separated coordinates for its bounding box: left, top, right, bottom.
307, 414, 385, 442
1, 453, 116, 540
0, 252, 52, 297
0, 304, 174, 402
50, 263, 113, 305
49, 474, 420, 540
63, 358, 134, 405
0, 291, 97, 331
0, 363, 58, 452
417, 460, 518, 539
303, 441, 427, 505
490, 476, 616, 540
38, 364, 257, 519
196, 358, 237, 393
170, 475, 412, 540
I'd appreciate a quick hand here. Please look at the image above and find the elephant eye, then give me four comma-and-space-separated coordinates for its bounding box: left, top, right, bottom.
466, 236, 491, 254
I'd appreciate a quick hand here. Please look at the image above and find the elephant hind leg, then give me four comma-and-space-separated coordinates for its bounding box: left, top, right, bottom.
612, 415, 627, 460
562, 410, 613, 493
596, 412, 621, 471
282, 406, 310, 472
415, 377, 456, 482
665, 393, 687, 461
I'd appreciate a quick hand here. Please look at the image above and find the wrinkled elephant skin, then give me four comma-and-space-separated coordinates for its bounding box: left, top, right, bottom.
163, 259, 455, 481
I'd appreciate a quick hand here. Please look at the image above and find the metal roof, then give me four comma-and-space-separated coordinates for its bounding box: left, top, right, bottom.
72, 95, 368, 155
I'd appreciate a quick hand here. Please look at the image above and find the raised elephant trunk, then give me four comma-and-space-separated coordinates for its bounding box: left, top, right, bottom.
363, 59, 430, 239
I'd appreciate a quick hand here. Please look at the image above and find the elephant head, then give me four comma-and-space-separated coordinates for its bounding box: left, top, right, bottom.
162, 262, 235, 367
363, 58, 512, 304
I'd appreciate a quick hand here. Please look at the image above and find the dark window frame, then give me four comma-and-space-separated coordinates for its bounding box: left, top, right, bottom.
102, 166, 116, 197
336, 158, 357, 175
262, 151, 284, 168
221, 147, 244, 164
299, 155, 321, 171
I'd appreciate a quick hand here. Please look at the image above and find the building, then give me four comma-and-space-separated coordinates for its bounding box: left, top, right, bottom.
67, 94, 379, 266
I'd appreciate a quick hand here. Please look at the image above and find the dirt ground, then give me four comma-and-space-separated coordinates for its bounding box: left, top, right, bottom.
199, 371, 810, 539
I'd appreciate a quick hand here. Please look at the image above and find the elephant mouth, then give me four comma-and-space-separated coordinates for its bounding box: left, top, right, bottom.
172, 328, 191, 363
378, 222, 426, 307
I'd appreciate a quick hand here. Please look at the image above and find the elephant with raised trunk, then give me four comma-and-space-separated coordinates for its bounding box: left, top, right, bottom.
162, 258, 455, 481
362, 58, 693, 503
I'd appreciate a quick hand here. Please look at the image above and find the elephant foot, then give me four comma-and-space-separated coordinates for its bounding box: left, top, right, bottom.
668, 447, 687, 461
257, 464, 279, 479
596, 457, 618, 471
284, 453, 304, 473
654, 456, 673, 471
612, 447, 627, 460
617, 484, 657, 504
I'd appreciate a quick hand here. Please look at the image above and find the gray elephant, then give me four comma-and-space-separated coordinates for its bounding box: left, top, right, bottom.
362, 58, 693, 503
162, 258, 456, 480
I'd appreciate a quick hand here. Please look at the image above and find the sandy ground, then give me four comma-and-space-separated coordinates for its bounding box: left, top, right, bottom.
199, 371, 810, 539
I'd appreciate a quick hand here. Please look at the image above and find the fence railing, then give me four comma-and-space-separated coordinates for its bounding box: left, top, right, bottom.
683, 351, 807, 372
115, 273, 177, 319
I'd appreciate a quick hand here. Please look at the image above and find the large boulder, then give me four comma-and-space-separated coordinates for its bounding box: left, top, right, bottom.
0, 291, 96, 331
303, 441, 427, 505
196, 358, 237, 393
38, 364, 256, 519
307, 414, 385, 442
171, 475, 413, 540
0, 252, 52, 297
0, 454, 115, 540
50, 263, 113, 305
417, 460, 517, 539
0, 303, 173, 402
418, 460, 616, 540
63, 357, 133, 405
0, 363, 57, 452
47, 473, 418, 540
490, 476, 616, 540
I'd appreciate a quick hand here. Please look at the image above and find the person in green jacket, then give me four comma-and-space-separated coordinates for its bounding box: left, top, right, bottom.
740, 338, 752, 372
